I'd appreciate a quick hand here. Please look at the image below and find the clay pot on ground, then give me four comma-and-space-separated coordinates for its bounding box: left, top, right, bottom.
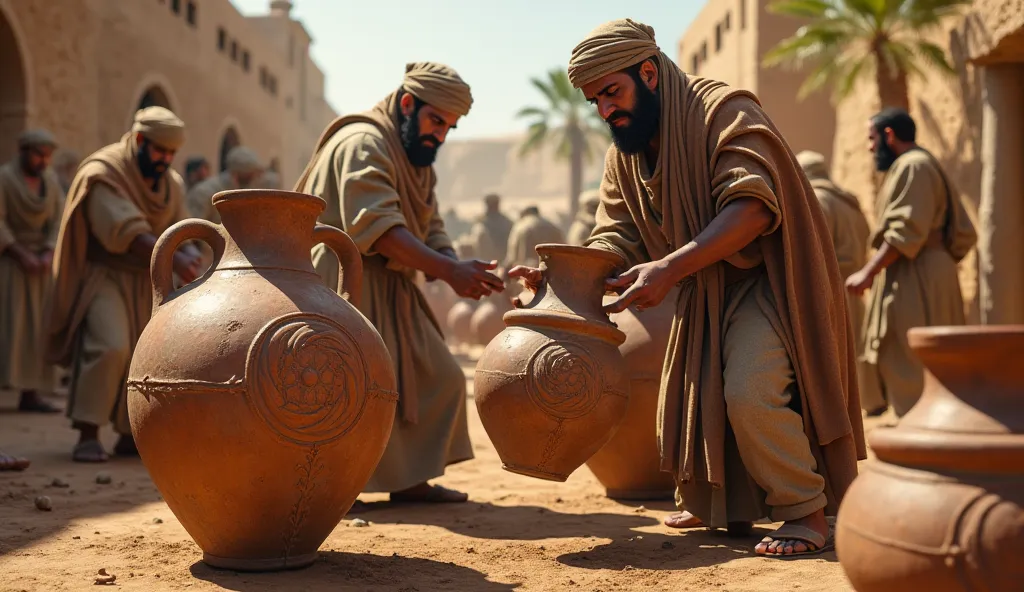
835, 325, 1024, 592
586, 287, 678, 500
422, 279, 456, 326
469, 275, 515, 346
127, 189, 398, 572
446, 300, 478, 346
474, 244, 630, 481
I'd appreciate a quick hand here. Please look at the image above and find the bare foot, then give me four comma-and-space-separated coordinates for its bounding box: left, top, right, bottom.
755, 508, 830, 556
664, 511, 703, 528
390, 482, 468, 503
0, 451, 30, 471
664, 511, 753, 536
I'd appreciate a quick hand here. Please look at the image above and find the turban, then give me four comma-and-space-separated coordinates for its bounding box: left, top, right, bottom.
225, 146, 263, 175
568, 19, 661, 88
18, 129, 58, 149
402, 61, 473, 117
131, 106, 186, 150
796, 150, 830, 180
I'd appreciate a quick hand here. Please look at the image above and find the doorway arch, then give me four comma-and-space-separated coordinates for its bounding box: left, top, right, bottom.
219, 126, 241, 172
136, 85, 173, 111
0, 8, 28, 162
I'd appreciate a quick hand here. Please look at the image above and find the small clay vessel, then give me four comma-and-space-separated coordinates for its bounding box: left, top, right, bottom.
586, 288, 678, 500
446, 300, 477, 346
474, 244, 630, 481
836, 325, 1024, 592
127, 189, 397, 571
469, 275, 514, 345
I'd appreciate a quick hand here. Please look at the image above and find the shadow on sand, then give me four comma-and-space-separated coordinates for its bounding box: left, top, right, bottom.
352, 499, 661, 541
189, 551, 518, 591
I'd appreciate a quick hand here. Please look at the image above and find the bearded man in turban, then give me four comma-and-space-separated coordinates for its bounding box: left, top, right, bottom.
511, 19, 864, 557
296, 62, 503, 505
47, 107, 202, 463
846, 108, 976, 418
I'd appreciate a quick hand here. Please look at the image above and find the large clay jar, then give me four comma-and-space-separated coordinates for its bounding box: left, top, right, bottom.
469, 281, 514, 346
474, 244, 630, 481
446, 299, 477, 346
836, 326, 1024, 591
127, 189, 398, 572
586, 287, 678, 500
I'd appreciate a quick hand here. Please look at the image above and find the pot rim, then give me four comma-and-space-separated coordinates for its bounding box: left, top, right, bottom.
212, 188, 327, 211
908, 325, 1024, 349
535, 243, 625, 267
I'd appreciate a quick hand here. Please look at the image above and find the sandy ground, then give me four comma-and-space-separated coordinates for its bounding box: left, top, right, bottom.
0, 351, 890, 592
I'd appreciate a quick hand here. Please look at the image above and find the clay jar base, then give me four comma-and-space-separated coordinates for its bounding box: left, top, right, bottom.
203, 551, 318, 572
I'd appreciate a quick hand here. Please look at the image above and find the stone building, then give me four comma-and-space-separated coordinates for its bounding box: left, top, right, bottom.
680, 0, 1024, 325
0, 0, 335, 187
677, 0, 837, 164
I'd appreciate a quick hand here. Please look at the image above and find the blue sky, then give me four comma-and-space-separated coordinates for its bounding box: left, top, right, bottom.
230, 0, 702, 139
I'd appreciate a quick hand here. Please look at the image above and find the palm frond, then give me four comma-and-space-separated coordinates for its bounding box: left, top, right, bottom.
833, 55, 871, 100
515, 106, 549, 121
529, 77, 560, 111
796, 57, 839, 100
915, 40, 957, 76
518, 121, 549, 158
762, 24, 852, 69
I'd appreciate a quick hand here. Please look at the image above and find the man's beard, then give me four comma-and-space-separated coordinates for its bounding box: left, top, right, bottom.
137, 141, 169, 179
874, 136, 899, 172
19, 152, 44, 178
401, 106, 441, 167
606, 81, 661, 155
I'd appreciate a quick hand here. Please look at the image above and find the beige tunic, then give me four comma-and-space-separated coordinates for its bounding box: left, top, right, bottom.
467, 210, 514, 263
506, 213, 565, 267
299, 121, 472, 492
863, 149, 976, 417
47, 136, 189, 434
0, 161, 63, 392
185, 172, 238, 270
808, 177, 882, 412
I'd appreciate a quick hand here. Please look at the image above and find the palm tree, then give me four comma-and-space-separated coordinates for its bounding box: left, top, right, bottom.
762, 0, 970, 111
517, 68, 609, 220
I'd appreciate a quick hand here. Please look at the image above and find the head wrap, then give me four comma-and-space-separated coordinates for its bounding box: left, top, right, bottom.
18, 129, 58, 149
580, 189, 601, 213
796, 150, 829, 180
568, 19, 661, 88
225, 146, 263, 175
131, 106, 186, 150
402, 62, 473, 117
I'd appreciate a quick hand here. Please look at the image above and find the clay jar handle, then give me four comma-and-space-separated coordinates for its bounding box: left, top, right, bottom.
313, 224, 363, 309
150, 219, 226, 308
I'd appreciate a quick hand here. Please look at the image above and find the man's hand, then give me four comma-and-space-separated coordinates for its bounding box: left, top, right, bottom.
845, 268, 874, 296
508, 266, 542, 292
603, 259, 678, 314
172, 249, 202, 285
38, 250, 54, 272
427, 247, 459, 282
444, 259, 503, 300
11, 247, 43, 274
